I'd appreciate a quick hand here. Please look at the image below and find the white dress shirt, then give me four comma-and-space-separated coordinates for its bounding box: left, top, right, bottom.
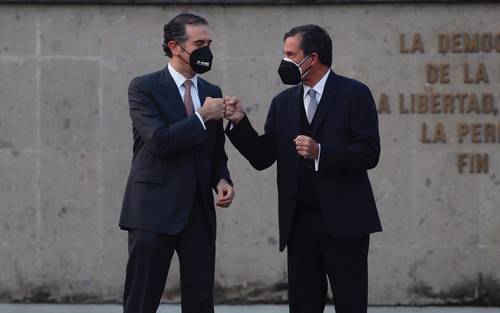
302, 69, 330, 171
167, 63, 206, 129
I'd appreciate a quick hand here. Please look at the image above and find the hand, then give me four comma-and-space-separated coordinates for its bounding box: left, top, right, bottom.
223, 96, 245, 125
216, 179, 235, 208
294, 135, 319, 159
198, 97, 225, 121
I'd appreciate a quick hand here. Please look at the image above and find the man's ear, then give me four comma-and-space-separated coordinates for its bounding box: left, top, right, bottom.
167, 41, 180, 56
311, 52, 320, 67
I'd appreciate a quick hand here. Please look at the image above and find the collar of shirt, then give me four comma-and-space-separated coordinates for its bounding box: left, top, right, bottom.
168, 62, 199, 92
303, 69, 330, 103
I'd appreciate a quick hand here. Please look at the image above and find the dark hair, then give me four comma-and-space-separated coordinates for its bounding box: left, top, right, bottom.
163, 13, 208, 57
284, 24, 333, 67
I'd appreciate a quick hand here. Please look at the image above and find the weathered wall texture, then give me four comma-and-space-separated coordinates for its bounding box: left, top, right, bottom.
0, 3, 499, 305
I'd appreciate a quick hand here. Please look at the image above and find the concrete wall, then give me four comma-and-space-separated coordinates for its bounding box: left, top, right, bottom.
0, 3, 499, 305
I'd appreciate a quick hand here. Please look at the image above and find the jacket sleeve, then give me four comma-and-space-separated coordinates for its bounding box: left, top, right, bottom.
128, 77, 207, 157
225, 98, 277, 171
319, 83, 380, 172
211, 87, 232, 189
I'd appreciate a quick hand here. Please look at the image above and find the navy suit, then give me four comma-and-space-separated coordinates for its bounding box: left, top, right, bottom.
120, 67, 231, 236
226, 71, 381, 313
120, 66, 231, 313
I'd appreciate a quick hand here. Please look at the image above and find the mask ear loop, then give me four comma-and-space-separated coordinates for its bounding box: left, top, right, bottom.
297, 54, 311, 66
176, 42, 192, 67
298, 54, 313, 77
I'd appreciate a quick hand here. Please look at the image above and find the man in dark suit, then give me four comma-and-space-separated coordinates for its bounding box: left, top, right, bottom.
119, 13, 234, 313
224, 24, 382, 313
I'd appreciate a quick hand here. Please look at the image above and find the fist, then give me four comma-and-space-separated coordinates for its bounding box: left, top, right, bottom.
223, 96, 245, 124
198, 97, 225, 121
216, 179, 235, 208
294, 135, 319, 159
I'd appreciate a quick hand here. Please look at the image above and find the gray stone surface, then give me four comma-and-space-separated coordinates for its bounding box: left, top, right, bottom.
0, 2, 499, 306
0, 59, 37, 150
0, 0, 493, 3
0, 7, 36, 56
40, 59, 100, 152
0, 304, 499, 313
39, 7, 104, 57
38, 151, 101, 301
0, 150, 39, 301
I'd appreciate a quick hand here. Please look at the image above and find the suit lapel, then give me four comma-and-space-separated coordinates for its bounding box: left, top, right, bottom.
289, 85, 303, 139
159, 66, 187, 122
311, 71, 338, 136
286, 85, 303, 171
197, 78, 209, 109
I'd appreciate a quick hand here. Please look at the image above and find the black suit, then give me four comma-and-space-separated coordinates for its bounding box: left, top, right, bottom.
226, 70, 381, 313
119, 66, 231, 313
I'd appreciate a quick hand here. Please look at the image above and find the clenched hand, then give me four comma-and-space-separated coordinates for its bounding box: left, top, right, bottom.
216, 179, 235, 208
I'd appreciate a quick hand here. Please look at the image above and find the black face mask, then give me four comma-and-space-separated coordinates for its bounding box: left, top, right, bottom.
277, 55, 312, 85
179, 45, 213, 74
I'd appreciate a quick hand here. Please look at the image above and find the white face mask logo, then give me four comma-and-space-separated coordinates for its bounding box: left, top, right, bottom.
196, 60, 210, 67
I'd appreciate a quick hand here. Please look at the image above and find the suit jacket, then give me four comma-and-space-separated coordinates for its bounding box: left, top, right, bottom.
119, 66, 231, 237
226, 70, 382, 251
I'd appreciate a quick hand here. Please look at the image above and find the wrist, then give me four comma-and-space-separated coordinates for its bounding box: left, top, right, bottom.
197, 108, 209, 122
233, 111, 245, 125
217, 178, 228, 187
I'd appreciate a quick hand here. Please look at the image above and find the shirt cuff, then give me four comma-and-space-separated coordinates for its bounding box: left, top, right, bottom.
315, 144, 321, 171
195, 112, 206, 130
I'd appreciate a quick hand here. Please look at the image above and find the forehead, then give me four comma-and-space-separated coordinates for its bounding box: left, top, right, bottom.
185, 24, 210, 41
283, 34, 303, 53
